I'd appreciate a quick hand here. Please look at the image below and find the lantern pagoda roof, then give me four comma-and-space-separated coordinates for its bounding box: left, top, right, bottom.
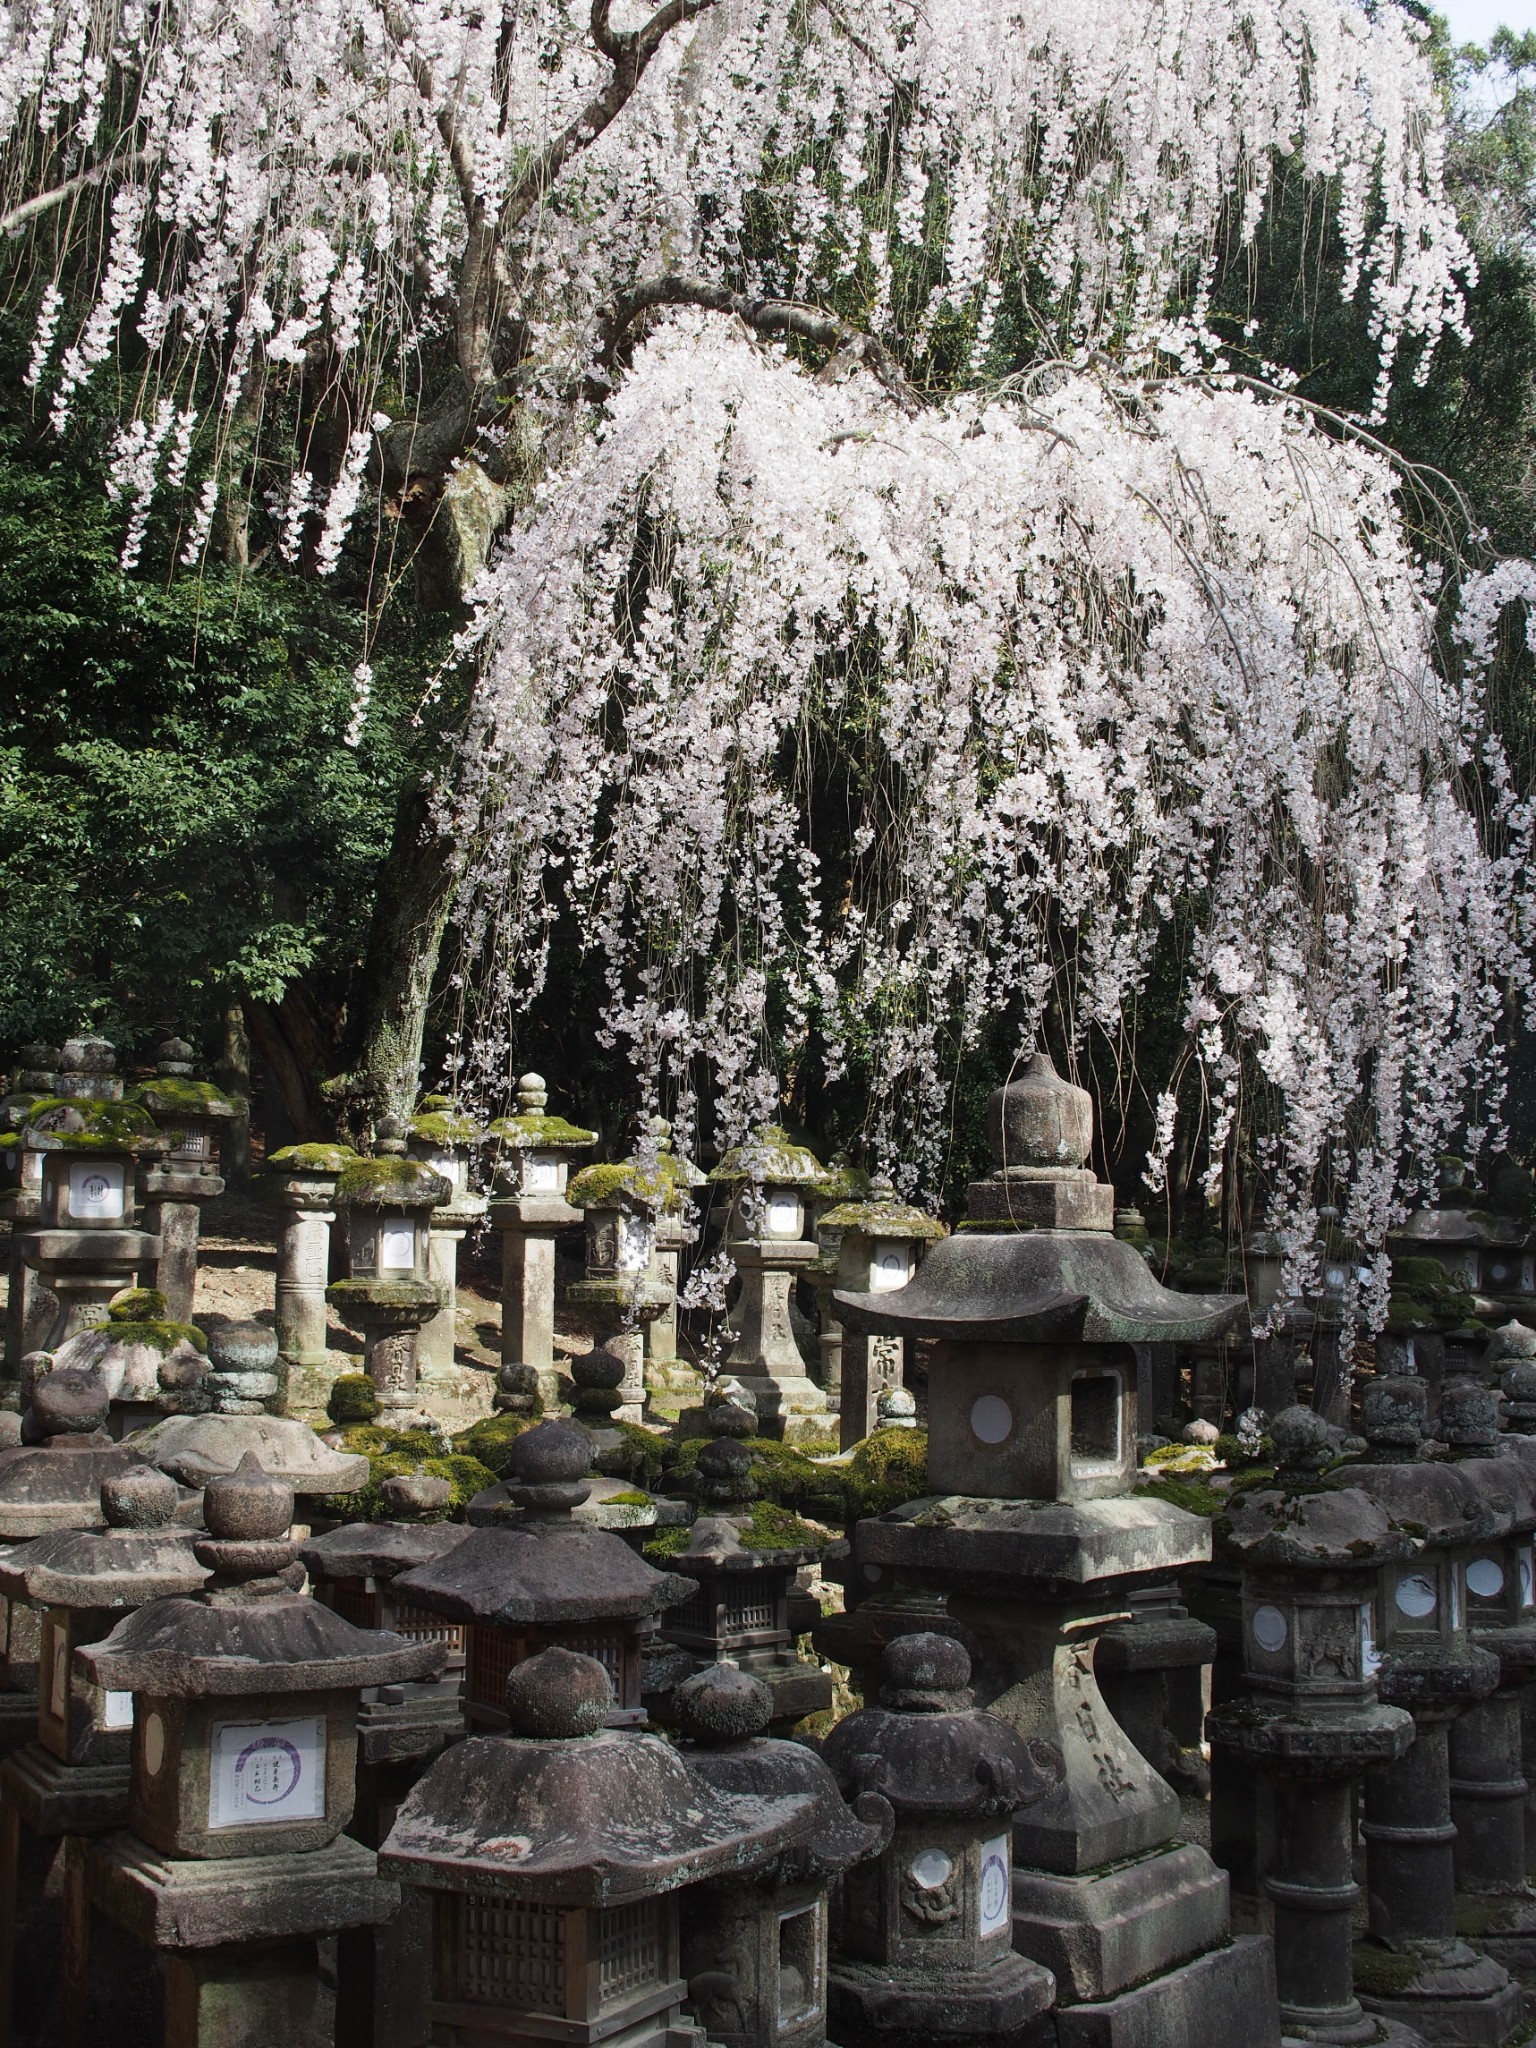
300, 1517, 472, 1584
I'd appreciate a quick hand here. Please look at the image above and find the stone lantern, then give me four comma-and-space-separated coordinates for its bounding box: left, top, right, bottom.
816, 1177, 944, 1451
394, 1421, 695, 1734
710, 1126, 828, 1432
379, 1647, 820, 2048
566, 1158, 674, 1424
820, 1634, 1062, 2048
1, 1043, 60, 1372
261, 1141, 358, 1386
486, 1074, 596, 1411
328, 1153, 450, 1419
1207, 1410, 1416, 2046
1322, 1402, 1523, 2044
67, 1456, 445, 2044
823, 1055, 1275, 2038
641, 1119, 706, 1405
672, 1662, 890, 2048
14, 1086, 166, 1350
0, 1465, 207, 2046
132, 1039, 242, 1323
652, 1440, 832, 1730
404, 1097, 489, 1379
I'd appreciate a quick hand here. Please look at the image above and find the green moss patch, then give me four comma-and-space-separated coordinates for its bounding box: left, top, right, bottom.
110, 1288, 168, 1323
452, 1412, 536, 1475
1351, 1944, 1425, 1997
1138, 1474, 1227, 1517
134, 1078, 240, 1118
336, 1157, 449, 1206
594, 1420, 667, 1490
643, 1524, 692, 1562
322, 1423, 495, 1521
741, 1500, 830, 1554
842, 1427, 929, 1519
266, 1143, 358, 1174
89, 1318, 206, 1355
327, 1373, 380, 1425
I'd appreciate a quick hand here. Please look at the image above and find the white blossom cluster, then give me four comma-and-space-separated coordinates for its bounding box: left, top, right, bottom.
3, 0, 1471, 550
450, 319, 1534, 1312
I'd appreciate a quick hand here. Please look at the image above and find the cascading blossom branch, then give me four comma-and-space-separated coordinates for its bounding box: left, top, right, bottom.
1, 0, 1473, 562
449, 318, 1535, 1308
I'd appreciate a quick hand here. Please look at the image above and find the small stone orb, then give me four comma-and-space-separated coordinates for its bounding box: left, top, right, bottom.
1270, 1404, 1333, 1477
571, 1347, 626, 1391
505, 1647, 612, 1738
1440, 1382, 1500, 1448
877, 1387, 918, 1429
1489, 1320, 1536, 1367
697, 1438, 756, 1503
380, 1470, 451, 1520
1182, 1419, 1220, 1446
880, 1630, 971, 1709
102, 1464, 178, 1530
505, 1419, 594, 1487
207, 1322, 280, 1376
202, 1451, 294, 1541
673, 1663, 773, 1745
61, 1034, 115, 1074
30, 1367, 110, 1438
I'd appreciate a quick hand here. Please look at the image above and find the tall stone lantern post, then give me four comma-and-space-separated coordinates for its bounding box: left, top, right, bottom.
404, 1099, 489, 1378
823, 1055, 1276, 2039
133, 1038, 242, 1323
711, 1127, 827, 1433
817, 1177, 944, 1451
566, 1161, 673, 1424
328, 1155, 450, 1420
486, 1075, 595, 1411
261, 1143, 358, 1389
1, 1045, 61, 1373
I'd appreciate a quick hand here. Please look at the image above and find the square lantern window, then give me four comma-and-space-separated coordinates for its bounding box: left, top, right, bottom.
1464, 1551, 1515, 1626
440, 1892, 675, 2036
36, 1607, 131, 1764
42, 1153, 129, 1228
1388, 1559, 1447, 1640
763, 1190, 805, 1241
868, 1240, 915, 1293
349, 1210, 428, 1282
1069, 1370, 1122, 1475
927, 1342, 1136, 1503
585, 1205, 656, 1279
777, 1901, 824, 2030
523, 1151, 563, 1195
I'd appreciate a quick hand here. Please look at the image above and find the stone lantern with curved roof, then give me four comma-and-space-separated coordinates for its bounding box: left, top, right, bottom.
709, 1126, 828, 1431
817, 1176, 945, 1450
328, 1151, 450, 1419
486, 1073, 597, 1411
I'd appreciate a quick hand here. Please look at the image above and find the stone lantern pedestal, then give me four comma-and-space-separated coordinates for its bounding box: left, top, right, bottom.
67, 1456, 446, 2047
329, 1153, 450, 1420
261, 1143, 357, 1392
826, 1055, 1276, 2041
816, 1178, 944, 1451
404, 1098, 489, 1380
486, 1074, 595, 1411
133, 1041, 242, 1323
711, 1128, 829, 1433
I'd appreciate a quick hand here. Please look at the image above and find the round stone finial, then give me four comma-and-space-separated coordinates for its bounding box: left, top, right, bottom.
102, 1465, 178, 1529
207, 1322, 280, 1375
703, 1380, 757, 1439
202, 1452, 294, 1541
504, 1647, 612, 1738
880, 1631, 972, 1710
517, 1073, 548, 1115
380, 1470, 451, 1520
373, 1114, 408, 1157
1439, 1381, 1501, 1452
1361, 1375, 1426, 1457
1487, 1320, 1536, 1367
60, 1035, 116, 1076
1271, 1404, 1334, 1482
155, 1037, 195, 1076
673, 1663, 773, 1745
31, 1367, 110, 1439
697, 1437, 756, 1506
986, 1050, 1093, 1173
877, 1387, 918, 1430
506, 1419, 593, 1487
569, 1345, 625, 1418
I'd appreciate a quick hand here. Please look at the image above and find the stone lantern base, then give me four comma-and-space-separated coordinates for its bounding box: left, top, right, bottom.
829, 1948, 1056, 2048
327, 1279, 442, 1421
11, 1230, 162, 1351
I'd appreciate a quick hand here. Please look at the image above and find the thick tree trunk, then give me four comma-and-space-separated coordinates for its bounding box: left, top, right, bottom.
347, 778, 461, 1129
214, 991, 253, 1187
248, 986, 332, 1143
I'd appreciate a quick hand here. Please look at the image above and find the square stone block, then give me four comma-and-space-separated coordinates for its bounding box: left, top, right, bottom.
1011, 1842, 1231, 2002
1053, 1933, 1280, 2047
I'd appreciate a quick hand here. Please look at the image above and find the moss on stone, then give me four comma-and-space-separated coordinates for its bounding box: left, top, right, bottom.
336, 1156, 450, 1207
709, 1124, 823, 1186
604, 1489, 654, 1508
89, 1318, 207, 1355
594, 1420, 667, 1490
567, 1160, 675, 1212
322, 1424, 496, 1521
266, 1142, 358, 1175
842, 1427, 929, 1519
407, 1110, 481, 1148
27, 1097, 159, 1149
818, 1198, 945, 1239
741, 1500, 829, 1555
1138, 1474, 1226, 1518
327, 1373, 380, 1426
643, 1524, 692, 1562
133, 1078, 240, 1119
452, 1412, 535, 1476
486, 1112, 597, 1148
1350, 1945, 1425, 1997
110, 1288, 168, 1322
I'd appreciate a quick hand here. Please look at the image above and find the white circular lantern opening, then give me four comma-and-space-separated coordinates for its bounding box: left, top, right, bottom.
909, 1849, 954, 1890
1251, 1605, 1288, 1653
1467, 1558, 1505, 1599
970, 1395, 1013, 1445
1395, 1572, 1437, 1619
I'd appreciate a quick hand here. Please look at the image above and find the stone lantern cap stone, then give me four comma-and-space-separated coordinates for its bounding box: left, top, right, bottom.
78, 1589, 446, 1697
25, 1097, 165, 1156
133, 1077, 241, 1123
566, 1159, 681, 1215
817, 1177, 946, 1242
833, 1228, 1242, 1345
708, 1124, 823, 1188
821, 1633, 1062, 1820
406, 1105, 484, 1149
336, 1156, 450, 1210
1327, 1456, 1509, 1546
264, 1142, 359, 1177
0, 1466, 208, 1608
1216, 1482, 1413, 1574
0, 1416, 199, 1540
300, 1517, 472, 1585
861, 1492, 1212, 1589
380, 1649, 816, 1905
391, 1518, 696, 1628
1489, 1320, 1536, 1366
674, 1514, 817, 1572
123, 1412, 369, 1496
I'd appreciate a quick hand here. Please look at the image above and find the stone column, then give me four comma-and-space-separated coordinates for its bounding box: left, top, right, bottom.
418, 1206, 479, 1376
490, 1193, 578, 1409
138, 1165, 224, 1323
262, 1155, 354, 1370
724, 1238, 824, 1427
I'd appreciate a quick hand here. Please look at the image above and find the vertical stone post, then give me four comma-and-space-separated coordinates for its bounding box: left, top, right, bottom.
484, 1075, 595, 1410
133, 1041, 241, 1323
261, 1146, 355, 1374
405, 1100, 489, 1378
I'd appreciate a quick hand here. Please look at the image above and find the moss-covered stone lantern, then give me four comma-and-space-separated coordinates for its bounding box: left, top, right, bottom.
405, 1097, 489, 1379
817, 1177, 944, 1451
392, 1422, 695, 1734
710, 1126, 828, 1433
13, 1084, 167, 1351
68, 1456, 445, 2043
378, 1647, 818, 2048
132, 1039, 243, 1323
1, 1043, 60, 1373
328, 1153, 450, 1419
0, 1466, 208, 2046
821, 1634, 1062, 2048
486, 1073, 597, 1411
639, 1119, 706, 1405
673, 1662, 889, 2048
261, 1140, 358, 1388
567, 1158, 674, 1423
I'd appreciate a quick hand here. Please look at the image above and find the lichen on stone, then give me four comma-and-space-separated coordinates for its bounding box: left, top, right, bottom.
133, 1078, 241, 1119
709, 1123, 823, 1187
266, 1142, 359, 1174
486, 1111, 598, 1149
407, 1109, 483, 1148
817, 1197, 945, 1239
27, 1096, 160, 1150
567, 1159, 678, 1212
335, 1156, 450, 1207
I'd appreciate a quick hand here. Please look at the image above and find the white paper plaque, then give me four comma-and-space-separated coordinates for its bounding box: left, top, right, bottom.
68, 1158, 124, 1221
209, 1716, 325, 1829
102, 1689, 134, 1732
526, 1156, 559, 1192
978, 1833, 1011, 1937
380, 1219, 416, 1271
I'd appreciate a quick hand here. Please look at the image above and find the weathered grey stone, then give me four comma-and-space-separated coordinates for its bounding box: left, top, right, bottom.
124, 1410, 368, 1496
